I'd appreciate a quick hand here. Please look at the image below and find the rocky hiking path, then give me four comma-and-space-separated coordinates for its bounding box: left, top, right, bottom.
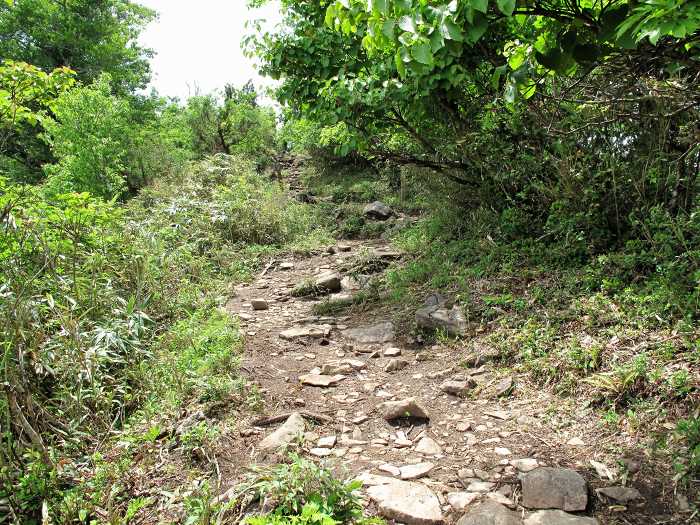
217, 218, 670, 525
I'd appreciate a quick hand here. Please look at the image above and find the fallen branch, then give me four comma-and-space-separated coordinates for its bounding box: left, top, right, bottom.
251, 411, 333, 426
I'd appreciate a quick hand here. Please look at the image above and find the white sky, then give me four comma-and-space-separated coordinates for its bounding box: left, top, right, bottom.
138, 1, 282, 101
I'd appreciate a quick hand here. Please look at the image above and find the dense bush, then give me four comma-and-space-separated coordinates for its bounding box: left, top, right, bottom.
0, 153, 331, 522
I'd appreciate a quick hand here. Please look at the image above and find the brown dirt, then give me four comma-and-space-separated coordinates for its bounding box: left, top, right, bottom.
215, 236, 692, 525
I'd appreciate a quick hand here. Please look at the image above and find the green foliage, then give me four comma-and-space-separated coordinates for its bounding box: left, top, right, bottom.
242, 455, 382, 525
0, 60, 75, 147
0, 0, 156, 93
42, 75, 135, 198
672, 412, 700, 483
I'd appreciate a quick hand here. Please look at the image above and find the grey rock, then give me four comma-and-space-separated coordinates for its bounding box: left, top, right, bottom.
380, 397, 430, 421
343, 321, 395, 343
456, 500, 521, 525
384, 358, 409, 372
365, 477, 443, 524
440, 379, 475, 397
363, 201, 393, 220
596, 486, 643, 504
415, 436, 443, 455
251, 298, 269, 310
399, 462, 435, 479
279, 324, 332, 340
521, 467, 588, 511
416, 305, 468, 336
299, 374, 345, 387
259, 412, 305, 451
447, 491, 480, 511
523, 510, 599, 525
315, 271, 342, 293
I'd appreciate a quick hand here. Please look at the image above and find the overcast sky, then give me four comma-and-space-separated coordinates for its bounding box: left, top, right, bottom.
138, 1, 281, 101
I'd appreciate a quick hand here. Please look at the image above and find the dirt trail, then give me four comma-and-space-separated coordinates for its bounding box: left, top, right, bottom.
214, 166, 679, 524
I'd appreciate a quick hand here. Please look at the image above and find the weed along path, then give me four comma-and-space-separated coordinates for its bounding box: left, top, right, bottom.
216, 209, 675, 525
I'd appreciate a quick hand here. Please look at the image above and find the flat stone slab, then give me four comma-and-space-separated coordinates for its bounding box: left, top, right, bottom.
259, 412, 305, 451
342, 322, 395, 343
299, 374, 345, 387
456, 501, 520, 525
399, 462, 435, 479
364, 476, 443, 525
524, 510, 599, 525
280, 324, 332, 340
522, 467, 588, 511
596, 486, 643, 504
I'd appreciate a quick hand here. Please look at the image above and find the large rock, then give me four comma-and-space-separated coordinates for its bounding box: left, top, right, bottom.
380, 397, 430, 421
363, 201, 393, 220
523, 510, 599, 525
363, 476, 443, 524
314, 271, 342, 293
342, 322, 395, 343
279, 324, 332, 340
259, 412, 305, 451
416, 305, 468, 336
521, 467, 588, 511
456, 500, 521, 525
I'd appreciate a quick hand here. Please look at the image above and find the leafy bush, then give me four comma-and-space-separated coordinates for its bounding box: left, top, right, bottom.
241, 456, 382, 525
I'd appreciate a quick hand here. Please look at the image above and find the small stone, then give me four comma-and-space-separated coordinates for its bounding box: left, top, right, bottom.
567, 437, 585, 446
466, 481, 495, 493
378, 464, 401, 476
280, 325, 332, 340
383, 347, 402, 357
415, 437, 443, 455
299, 374, 345, 387
494, 447, 512, 456
259, 413, 305, 451
456, 501, 520, 525
484, 410, 509, 420
596, 486, 643, 504
510, 458, 539, 472
447, 492, 480, 511
493, 376, 515, 397
521, 467, 588, 511
294, 398, 306, 407
310, 447, 332, 457
352, 415, 369, 424
399, 462, 435, 480
280, 262, 295, 270
440, 380, 475, 397
317, 436, 337, 448
380, 398, 430, 421
385, 358, 409, 372
456, 421, 472, 432
523, 510, 599, 525
590, 460, 616, 481
487, 491, 516, 509
251, 299, 269, 310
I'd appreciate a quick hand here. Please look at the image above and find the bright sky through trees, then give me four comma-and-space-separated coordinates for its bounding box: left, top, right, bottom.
138, 0, 281, 100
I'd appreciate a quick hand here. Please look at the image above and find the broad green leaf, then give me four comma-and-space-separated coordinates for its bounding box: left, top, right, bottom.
441, 18, 464, 41
382, 19, 396, 38
471, 0, 488, 14
411, 41, 434, 64
398, 15, 417, 33
497, 0, 515, 16
465, 16, 488, 43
